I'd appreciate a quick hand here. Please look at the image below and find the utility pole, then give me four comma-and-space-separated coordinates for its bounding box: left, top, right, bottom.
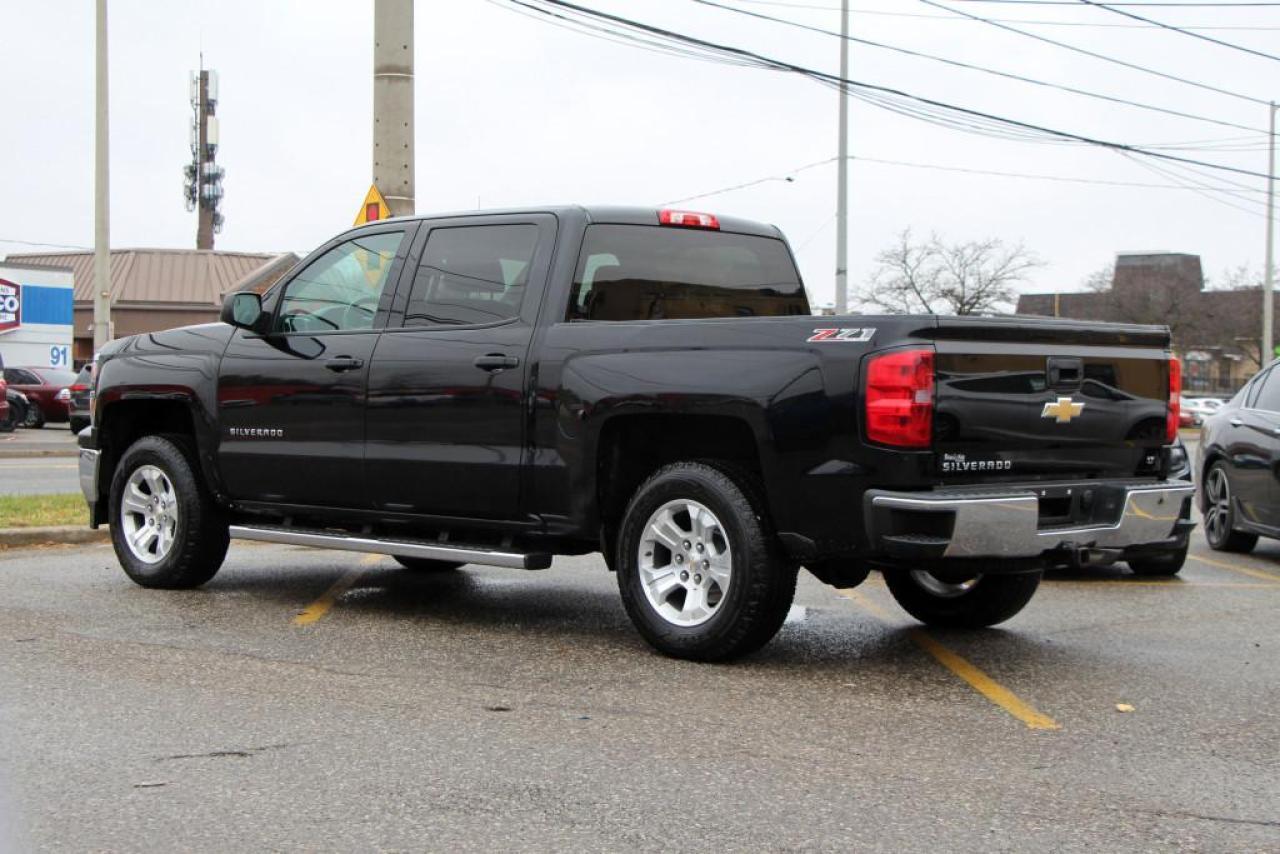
373, 0, 415, 218
93, 0, 111, 354
185, 65, 224, 249
834, 0, 850, 315
1265, 100, 1276, 366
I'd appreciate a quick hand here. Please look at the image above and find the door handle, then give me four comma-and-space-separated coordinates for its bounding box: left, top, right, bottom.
473, 353, 520, 372
1230, 418, 1244, 427
324, 356, 364, 372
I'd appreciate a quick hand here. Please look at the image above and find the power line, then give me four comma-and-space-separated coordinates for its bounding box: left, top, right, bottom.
0, 238, 93, 251
660, 153, 1266, 206
951, 1, 1280, 6
726, 0, 1280, 27
511, 0, 1272, 180
1074, 0, 1280, 62
692, 0, 1270, 134
920, 0, 1272, 106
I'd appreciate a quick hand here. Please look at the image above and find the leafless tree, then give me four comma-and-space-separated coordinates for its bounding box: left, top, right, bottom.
860, 230, 1041, 315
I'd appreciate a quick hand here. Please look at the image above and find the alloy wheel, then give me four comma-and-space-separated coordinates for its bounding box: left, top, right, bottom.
120, 464, 179, 564
1204, 466, 1231, 546
637, 499, 732, 627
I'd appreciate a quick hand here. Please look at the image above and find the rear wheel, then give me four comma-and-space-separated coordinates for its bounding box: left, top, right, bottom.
616, 461, 797, 661
393, 556, 463, 572
883, 568, 1041, 628
1127, 543, 1188, 577
22, 401, 44, 429
1203, 462, 1258, 553
109, 435, 229, 589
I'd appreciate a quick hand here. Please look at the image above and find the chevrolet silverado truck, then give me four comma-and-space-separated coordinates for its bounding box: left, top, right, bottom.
78, 206, 1194, 660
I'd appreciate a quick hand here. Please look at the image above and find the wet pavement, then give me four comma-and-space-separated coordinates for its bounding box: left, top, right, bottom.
0, 523, 1276, 852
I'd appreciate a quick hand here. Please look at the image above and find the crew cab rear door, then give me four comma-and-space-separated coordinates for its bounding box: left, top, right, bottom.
217, 225, 414, 507
364, 213, 557, 520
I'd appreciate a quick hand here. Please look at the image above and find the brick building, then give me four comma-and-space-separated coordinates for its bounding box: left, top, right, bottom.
1016, 252, 1276, 394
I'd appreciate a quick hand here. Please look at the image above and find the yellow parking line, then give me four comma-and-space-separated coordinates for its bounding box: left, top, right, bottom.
839, 588, 1061, 731
1187, 553, 1280, 584
292, 554, 382, 626
1043, 579, 1278, 588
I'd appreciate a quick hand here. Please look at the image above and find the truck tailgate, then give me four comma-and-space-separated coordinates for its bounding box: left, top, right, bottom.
928, 317, 1172, 481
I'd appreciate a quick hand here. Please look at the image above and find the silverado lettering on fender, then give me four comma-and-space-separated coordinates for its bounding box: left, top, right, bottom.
78, 206, 1194, 660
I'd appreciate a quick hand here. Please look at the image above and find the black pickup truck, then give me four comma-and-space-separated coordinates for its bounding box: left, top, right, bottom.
78, 206, 1193, 660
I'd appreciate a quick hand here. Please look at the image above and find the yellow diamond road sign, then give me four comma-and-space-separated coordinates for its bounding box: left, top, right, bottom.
354, 184, 392, 226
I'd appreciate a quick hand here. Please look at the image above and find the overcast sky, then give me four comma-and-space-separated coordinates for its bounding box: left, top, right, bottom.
0, 0, 1275, 308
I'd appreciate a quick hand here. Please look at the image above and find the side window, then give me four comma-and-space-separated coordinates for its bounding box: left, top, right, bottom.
404, 224, 539, 327
1251, 369, 1280, 413
275, 231, 405, 333
5, 369, 37, 385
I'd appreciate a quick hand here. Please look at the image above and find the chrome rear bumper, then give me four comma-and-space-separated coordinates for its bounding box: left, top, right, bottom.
867, 481, 1195, 560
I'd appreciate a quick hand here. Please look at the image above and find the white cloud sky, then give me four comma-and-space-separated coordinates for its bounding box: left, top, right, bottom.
0, 0, 1275, 309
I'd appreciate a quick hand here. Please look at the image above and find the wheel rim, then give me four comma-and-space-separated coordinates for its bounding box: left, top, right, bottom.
120, 464, 179, 564
1204, 466, 1231, 545
909, 570, 981, 599
637, 499, 732, 627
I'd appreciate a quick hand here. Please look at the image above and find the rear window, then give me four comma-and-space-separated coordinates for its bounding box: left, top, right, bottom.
568, 225, 808, 321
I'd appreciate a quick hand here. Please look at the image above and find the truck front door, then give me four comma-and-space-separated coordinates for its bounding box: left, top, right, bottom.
364, 214, 556, 521
217, 226, 413, 507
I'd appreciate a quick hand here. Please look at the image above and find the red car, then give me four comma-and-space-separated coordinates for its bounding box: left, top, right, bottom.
2, 366, 78, 428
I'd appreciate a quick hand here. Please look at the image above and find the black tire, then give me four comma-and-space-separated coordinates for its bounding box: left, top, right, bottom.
69, 417, 90, 434
883, 568, 1042, 629
1202, 461, 1258, 553
615, 461, 797, 662
393, 556, 463, 572
1127, 544, 1188, 577
109, 434, 229, 589
22, 401, 44, 428
5, 398, 27, 432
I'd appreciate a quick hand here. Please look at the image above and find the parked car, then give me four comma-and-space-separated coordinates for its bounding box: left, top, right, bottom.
2, 366, 78, 428
0, 351, 7, 430
67, 363, 94, 434
1182, 397, 1219, 423
1198, 366, 1280, 553
78, 206, 1193, 660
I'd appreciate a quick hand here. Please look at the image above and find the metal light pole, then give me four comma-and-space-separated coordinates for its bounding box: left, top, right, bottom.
373, 0, 415, 218
834, 0, 850, 314
1264, 100, 1276, 366
93, 0, 111, 353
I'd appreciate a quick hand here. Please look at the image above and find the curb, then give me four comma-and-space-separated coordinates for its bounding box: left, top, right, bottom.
0, 449, 79, 459
0, 526, 108, 548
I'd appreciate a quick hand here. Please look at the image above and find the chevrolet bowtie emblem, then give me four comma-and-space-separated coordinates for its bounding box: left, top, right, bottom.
1042, 396, 1085, 424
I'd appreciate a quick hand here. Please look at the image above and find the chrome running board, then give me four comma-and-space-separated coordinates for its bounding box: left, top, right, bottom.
228, 525, 551, 569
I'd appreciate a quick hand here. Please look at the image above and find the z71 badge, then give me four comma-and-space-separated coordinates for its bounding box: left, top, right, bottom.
808, 327, 875, 343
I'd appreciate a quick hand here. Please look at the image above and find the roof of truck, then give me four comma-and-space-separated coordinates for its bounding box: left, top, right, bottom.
359, 205, 785, 240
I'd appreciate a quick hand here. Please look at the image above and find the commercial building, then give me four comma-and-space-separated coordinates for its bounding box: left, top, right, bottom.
0, 262, 76, 371
1, 248, 298, 365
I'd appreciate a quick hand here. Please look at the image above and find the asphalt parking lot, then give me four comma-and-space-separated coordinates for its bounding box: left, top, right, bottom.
1, 522, 1277, 852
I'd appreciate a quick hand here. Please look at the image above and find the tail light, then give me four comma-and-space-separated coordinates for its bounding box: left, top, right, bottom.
1166, 357, 1181, 443
866, 348, 934, 448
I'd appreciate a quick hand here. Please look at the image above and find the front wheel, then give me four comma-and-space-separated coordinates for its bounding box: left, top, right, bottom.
883, 568, 1041, 628
616, 461, 797, 662
109, 435, 229, 589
